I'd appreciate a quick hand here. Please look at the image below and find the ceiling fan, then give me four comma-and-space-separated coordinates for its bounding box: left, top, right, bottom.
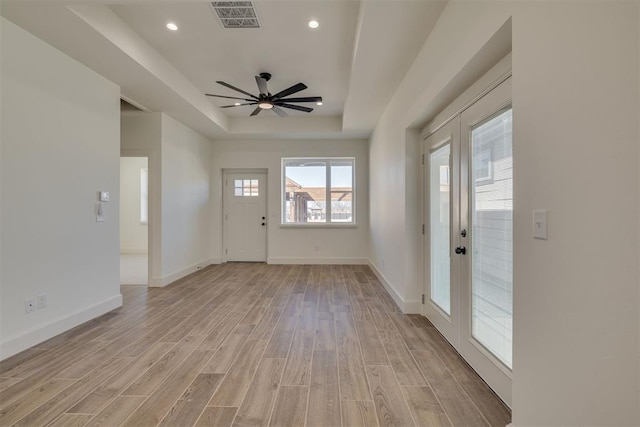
205, 72, 322, 117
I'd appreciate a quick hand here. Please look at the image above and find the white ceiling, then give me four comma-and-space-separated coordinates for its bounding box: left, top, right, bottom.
0, 0, 447, 140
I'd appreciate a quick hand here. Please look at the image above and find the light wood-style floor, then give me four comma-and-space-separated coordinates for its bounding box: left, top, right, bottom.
0, 264, 511, 427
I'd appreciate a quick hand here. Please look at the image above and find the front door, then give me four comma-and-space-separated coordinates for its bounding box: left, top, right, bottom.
223, 170, 267, 262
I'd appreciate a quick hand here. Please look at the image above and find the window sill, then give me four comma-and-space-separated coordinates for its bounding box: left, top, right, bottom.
279, 223, 358, 229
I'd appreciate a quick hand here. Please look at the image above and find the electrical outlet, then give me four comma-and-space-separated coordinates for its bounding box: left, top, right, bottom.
25, 298, 36, 314
37, 294, 47, 309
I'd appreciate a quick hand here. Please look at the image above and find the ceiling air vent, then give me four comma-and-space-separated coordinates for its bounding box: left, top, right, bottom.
211, 1, 260, 29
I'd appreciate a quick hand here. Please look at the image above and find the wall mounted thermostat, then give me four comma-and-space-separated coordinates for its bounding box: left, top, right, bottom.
98, 191, 110, 202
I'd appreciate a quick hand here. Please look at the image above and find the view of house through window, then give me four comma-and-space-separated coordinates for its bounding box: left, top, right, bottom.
471, 108, 513, 368
282, 158, 354, 224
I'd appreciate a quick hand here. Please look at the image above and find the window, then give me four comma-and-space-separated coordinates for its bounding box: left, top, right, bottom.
282, 158, 355, 224
140, 168, 148, 224
234, 179, 259, 197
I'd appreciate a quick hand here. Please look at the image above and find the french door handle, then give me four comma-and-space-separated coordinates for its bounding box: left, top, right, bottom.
455, 246, 466, 255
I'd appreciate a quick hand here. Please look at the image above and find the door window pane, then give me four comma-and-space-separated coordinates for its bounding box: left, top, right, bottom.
234, 178, 259, 197
471, 108, 513, 368
430, 144, 451, 314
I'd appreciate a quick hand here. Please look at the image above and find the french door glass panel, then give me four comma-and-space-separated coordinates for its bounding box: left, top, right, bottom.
429, 143, 451, 315
470, 108, 513, 368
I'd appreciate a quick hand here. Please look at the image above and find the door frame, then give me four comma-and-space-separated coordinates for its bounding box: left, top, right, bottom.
222, 168, 269, 263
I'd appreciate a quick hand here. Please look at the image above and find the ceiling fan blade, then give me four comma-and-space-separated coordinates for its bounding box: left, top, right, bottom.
255, 76, 269, 95
205, 94, 254, 101
272, 83, 307, 100
276, 103, 313, 113
250, 106, 262, 116
216, 81, 258, 99
276, 96, 322, 103
219, 102, 257, 108
273, 106, 288, 117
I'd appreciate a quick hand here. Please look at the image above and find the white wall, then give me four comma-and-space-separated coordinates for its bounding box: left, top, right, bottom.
160, 114, 214, 280
369, 0, 640, 424
511, 3, 638, 425
211, 139, 369, 264
120, 157, 148, 253
0, 17, 122, 359
121, 112, 214, 286
369, 0, 513, 313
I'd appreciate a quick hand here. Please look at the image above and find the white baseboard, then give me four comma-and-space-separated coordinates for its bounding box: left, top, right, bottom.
0, 294, 123, 360
368, 260, 421, 314
120, 248, 148, 255
402, 299, 422, 314
266, 257, 368, 265
149, 257, 216, 287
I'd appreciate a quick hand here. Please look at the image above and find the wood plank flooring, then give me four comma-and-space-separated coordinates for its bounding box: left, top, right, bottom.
0, 264, 511, 426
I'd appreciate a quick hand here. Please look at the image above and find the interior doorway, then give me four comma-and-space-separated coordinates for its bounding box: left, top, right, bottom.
120, 156, 149, 285
222, 169, 268, 262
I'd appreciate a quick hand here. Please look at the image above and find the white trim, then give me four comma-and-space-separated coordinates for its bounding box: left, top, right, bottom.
0, 294, 123, 360
267, 257, 368, 265
120, 95, 149, 112
368, 261, 421, 314
120, 248, 148, 255
148, 257, 216, 287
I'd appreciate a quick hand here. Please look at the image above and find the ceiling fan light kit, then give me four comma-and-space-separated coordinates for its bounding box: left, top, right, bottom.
205, 72, 323, 117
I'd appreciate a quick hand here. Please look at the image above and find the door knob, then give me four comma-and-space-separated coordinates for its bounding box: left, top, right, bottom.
262, 216, 266, 220
261, 222, 266, 226
455, 246, 466, 255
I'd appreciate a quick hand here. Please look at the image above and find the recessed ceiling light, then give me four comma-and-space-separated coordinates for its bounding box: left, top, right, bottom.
308, 20, 319, 29
234, 102, 241, 106
316, 101, 323, 106
166, 22, 178, 31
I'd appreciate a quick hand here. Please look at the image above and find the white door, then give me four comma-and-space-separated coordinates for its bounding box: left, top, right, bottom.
223, 170, 267, 262
423, 77, 512, 406
423, 117, 460, 345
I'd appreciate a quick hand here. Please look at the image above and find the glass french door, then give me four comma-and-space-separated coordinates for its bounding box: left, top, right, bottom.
424, 77, 512, 406
424, 117, 460, 344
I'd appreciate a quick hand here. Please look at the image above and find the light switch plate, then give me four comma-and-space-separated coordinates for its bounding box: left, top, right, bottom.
533, 209, 547, 240
96, 202, 105, 222
98, 191, 110, 202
